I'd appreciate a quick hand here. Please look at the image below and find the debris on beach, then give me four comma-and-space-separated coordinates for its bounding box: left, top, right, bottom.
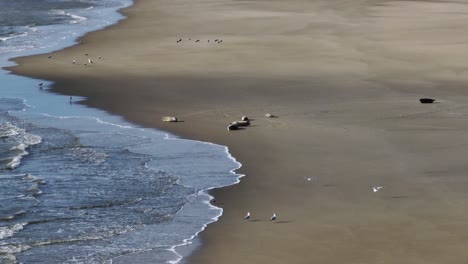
265, 113, 277, 118
419, 98, 435, 104
162, 116, 182, 122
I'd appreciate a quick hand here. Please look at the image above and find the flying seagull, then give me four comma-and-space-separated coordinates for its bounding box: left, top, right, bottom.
270, 213, 277, 221
244, 212, 251, 220
372, 186, 383, 193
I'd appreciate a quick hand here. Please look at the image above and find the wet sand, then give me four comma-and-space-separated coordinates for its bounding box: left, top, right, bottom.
8, 0, 468, 263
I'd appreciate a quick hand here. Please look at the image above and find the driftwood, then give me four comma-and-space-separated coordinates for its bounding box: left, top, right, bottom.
419, 98, 435, 104
162, 116, 181, 122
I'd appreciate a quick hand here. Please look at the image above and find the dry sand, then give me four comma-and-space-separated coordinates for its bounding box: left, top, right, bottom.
8, 0, 468, 263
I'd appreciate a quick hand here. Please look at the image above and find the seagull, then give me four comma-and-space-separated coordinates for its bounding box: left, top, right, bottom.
88, 58, 93, 64
69, 96, 72, 101
72, 59, 76, 64
372, 186, 383, 193
98, 56, 101, 60
47, 55, 52, 59
304, 177, 313, 181
244, 212, 251, 220
195, 39, 200, 42
270, 213, 277, 221
38, 82, 43, 87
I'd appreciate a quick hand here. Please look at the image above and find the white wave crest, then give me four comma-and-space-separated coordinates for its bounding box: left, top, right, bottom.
69, 14, 87, 24
0, 123, 20, 137
0, 32, 28, 43
1, 122, 42, 170
0, 243, 31, 254
6, 156, 23, 170
0, 223, 27, 240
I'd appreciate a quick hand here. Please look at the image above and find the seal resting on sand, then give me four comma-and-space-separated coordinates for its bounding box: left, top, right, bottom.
162, 116, 182, 122
227, 123, 239, 130
419, 98, 435, 104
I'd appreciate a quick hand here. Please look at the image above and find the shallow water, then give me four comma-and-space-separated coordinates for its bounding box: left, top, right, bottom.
0, 1, 242, 263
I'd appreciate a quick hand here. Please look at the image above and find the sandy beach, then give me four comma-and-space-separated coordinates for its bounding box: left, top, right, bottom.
8, 0, 468, 263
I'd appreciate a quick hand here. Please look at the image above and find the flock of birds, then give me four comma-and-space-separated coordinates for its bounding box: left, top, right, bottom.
242, 183, 383, 222
244, 212, 276, 221
40, 52, 103, 101
176, 38, 223, 44
71, 54, 101, 66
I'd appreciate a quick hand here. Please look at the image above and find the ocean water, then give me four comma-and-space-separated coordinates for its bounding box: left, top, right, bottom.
0, 1, 242, 263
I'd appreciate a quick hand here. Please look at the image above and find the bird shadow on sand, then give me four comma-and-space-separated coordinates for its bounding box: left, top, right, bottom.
273, 220, 293, 224
391, 196, 409, 199
247, 219, 264, 222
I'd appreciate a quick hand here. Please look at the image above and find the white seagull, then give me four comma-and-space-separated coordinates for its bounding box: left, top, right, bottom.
372, 186, 383, 193
87, 58, 93, 64
244, 212, 251, 220
270, 213, 277, 221
72, 59, 76, 64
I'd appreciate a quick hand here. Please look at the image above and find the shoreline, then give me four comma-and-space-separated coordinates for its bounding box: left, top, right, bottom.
8, 0, 468, 263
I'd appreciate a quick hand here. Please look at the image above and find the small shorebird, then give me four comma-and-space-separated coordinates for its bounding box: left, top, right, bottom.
98, 56, 101, 60
372, 186, 383, 193
304, 177, 313, 181
270, 213, 277, 221
38, 82, 43, 87
244, 212, 251, 220
72, 59, 76, 64
195, 39, 200, 42
87, 58, 93, 64
47, 56, 52, 59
